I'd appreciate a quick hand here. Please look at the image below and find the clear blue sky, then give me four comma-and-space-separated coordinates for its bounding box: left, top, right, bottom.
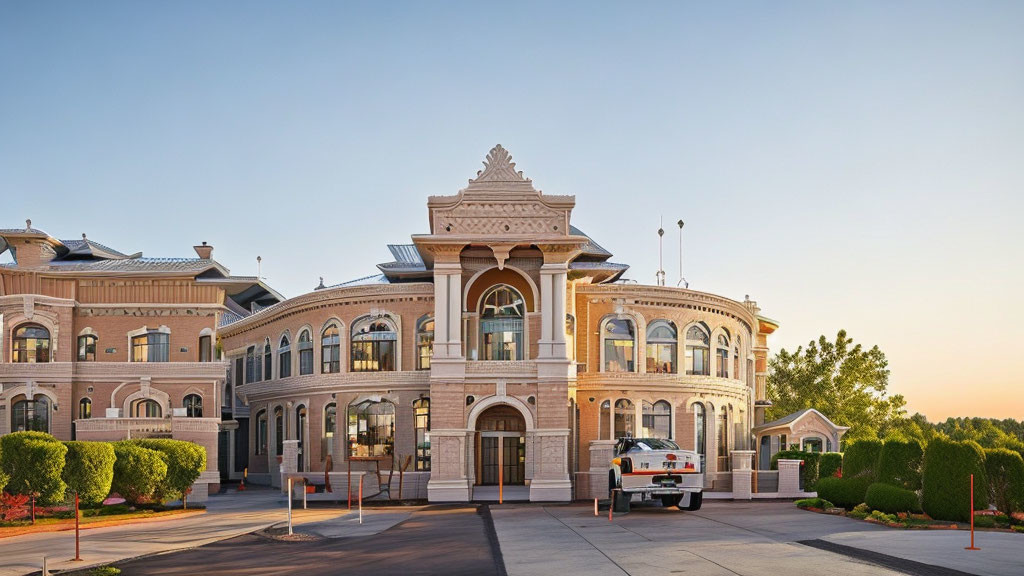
2, 1, 1022, 420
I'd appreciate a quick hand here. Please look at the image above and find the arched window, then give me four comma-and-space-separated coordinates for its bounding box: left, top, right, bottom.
131, 399, 162, 418
645, 320, 677, 374
716, 333, 730, 378
298, 330, 313, 375
255, 409, 268, 455
614, 399, 635, 438
351, 317, 397, 372
733, 337, 741, 380
599, 400, 611, 440
12, 396, 50, 431
413, 398, 430, 470
602, 318, 636, 372
13, 324, 50, 363
717, 407, 730, 471
295, 404, 307, 472
263, 339, 273, 380
479, 285, 524, 361
323, 403, 337, 461
245, 346, 256, 383
347, 400, 395, 458
642, 400, 672, 439
694, 403, 707, 469
274, 406, 284, 455
321, 325, 341, 373
416, 316, 434, 370
278, 334, 292, 378
183, 394, 203, 418
79, 397, 92, 420
77, 334, 97, 362
132, 330, 169, 363
685, 324, 710, 376
198, 334, 212, 362
253, 342, 263, 381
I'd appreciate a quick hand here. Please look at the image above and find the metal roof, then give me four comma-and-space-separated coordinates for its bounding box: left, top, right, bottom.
570, 225, 612, 258
325, 273, 391, 288
387, 244, 424, 265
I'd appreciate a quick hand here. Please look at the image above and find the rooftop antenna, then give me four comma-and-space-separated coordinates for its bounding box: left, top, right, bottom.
676, 220, 689, 289
656, 218, 666, 287
256, 255, 262, 280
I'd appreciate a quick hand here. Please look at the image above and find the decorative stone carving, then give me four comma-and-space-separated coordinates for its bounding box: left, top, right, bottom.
23, 295, 34, 321
469, 144, 530, 184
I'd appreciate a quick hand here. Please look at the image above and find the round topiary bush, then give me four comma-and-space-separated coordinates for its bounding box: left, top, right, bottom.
63, 442, 116, 507
843, 440, 883, 481
111, 442, 168, 506
819, 452, 843, 480
877, 440, 923, 491
815, 476, 873, 509
984, 448, 1024, 516
126, 439, 206, 503
0, 431, 67, 505
865, 482, 921, 514
922, 437, 988, 522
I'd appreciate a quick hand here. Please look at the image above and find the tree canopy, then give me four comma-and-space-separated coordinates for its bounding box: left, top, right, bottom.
767, 329, 905, 443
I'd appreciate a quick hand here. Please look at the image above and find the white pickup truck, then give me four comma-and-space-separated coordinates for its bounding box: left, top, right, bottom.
609, 437, 703, 511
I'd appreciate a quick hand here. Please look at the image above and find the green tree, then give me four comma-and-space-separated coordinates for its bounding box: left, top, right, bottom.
767, 330, 904, 444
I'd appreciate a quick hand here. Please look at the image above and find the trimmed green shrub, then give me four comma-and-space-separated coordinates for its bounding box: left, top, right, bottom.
843, 440, 883, 481
815, 476, 872, 509
126, 439, 206, 503
819, 452, 843, 480
877, 440, 923, 490
973, 515, 995, 528
0, 432, 67, 505
868, 510, 898, 524
795, 497, 833, 509
849, 502, 871, 519
984, 448, 1024, 515
922, 437, 988, 522
110, 443, 167, 505
865, 482, 921, 514
0, 443, 8, 493
771, 450, 822, 490
63, 442, 116, 507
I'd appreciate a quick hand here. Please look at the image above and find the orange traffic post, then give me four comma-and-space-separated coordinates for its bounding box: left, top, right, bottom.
966, 474, 980, 551
594, 498, 598, 516
609, 490, 614, 522
498, 441, 504, 504
73, 492, 82, 562
347, 458, 352, 511
358, 474, 364, 525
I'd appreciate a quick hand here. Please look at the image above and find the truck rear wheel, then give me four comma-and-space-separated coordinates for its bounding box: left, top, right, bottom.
681, 492, 703, 511
661, 495, 683, 508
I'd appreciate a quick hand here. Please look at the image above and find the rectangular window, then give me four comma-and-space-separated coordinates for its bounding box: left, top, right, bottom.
604, 339, 635, 372
351, 340, 396, 372
645, 343, 675, 374
264, 351, 272, 380
686, 347, 709, 376
299, 347, 313, 375
414, 400, 430, 471
199, 335, 212, 362
716, 349, 728, 378
77, 336, 96, 362
132, 332, 169, 362
279, 350, 292, 378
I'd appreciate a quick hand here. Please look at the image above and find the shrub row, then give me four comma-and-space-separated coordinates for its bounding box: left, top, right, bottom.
0, 432, 204, 507
921, 437, 988, 523
876, 440, 923, 490
819, 452, 843, 480
984, 448, 1024, 516
842, 439, 882, 480
816, 476, 873, 509
864, 482, 921, 514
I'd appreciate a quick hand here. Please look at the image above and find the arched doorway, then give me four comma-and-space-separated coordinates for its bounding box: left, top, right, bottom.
475, 405, 526, 486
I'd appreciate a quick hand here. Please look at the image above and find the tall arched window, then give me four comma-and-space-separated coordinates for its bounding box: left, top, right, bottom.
274, 406, 284, 455
131, 399, 162, 418
351, 317, 397, 372
642, 400, 672, 439
599, 400, 611, 439
13, 324, 50, 363
685, 324, 710, 376
295, 404, 307, 472
132, 330, 169, 363
78, 334, 97, 362
416, 316, 434, 370
716, 333, 730, 378
321, 325, 341, 373
694, 403, 707, 469
183, 394, 203, 418
323, 403, 337, 461
278, 334, 292, 378
253, 342, 263, 381
297, 330, 313, 375
479, 285, 524, 361
733, 337, 741, 380
79, 397, 92, 420
347, 400, 395, 458
645, 320, 677, 374
413, 398, 430, 471
245, 346, 256, 383
198, 334, 212, 362
614, 399, 635, 438
602, 318, 636, 372
263, 339, 273, 380
717, 407, 730, 471
255, 409, 268, 455
12, 396, 50, 431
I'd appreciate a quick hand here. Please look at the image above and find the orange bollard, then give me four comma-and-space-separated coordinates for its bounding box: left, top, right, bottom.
966, 474, 980, 550
498, 442, 504, 504
73, 492, 81, 562
347, 459, 352, 511
594, 498, 598, 516
609, 490, 614, 522
358, 474, 364, 525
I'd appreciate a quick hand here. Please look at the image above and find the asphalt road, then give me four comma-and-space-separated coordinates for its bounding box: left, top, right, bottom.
107, 505, 503, 576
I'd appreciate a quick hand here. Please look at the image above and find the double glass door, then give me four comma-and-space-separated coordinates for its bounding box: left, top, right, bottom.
480, 434, 524, 485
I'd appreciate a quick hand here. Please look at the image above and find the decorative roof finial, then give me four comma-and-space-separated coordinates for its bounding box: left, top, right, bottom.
316, 276, 326, 290
25, 219, 32, 231
469, 144, 530, 183
82, 233, 88, 240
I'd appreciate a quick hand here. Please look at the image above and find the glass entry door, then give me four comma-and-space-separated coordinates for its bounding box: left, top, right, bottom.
480, 434, 524, 485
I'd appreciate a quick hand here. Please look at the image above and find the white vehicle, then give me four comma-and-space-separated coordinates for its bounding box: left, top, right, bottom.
609, 437, 703, 511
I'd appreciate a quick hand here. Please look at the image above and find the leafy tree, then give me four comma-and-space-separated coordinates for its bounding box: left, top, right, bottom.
767, 330, 904, 444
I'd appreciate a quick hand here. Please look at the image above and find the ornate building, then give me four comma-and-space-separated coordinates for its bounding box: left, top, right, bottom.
216, 145, 781, 502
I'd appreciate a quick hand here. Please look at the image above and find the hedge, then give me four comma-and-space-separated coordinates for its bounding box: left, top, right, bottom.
63, 442, 116, 507
111, 443, 168, 505
771, 450, 821, 490
0, 443, 8, 493
819, 452, 843, 480
865, 482, 922, 514
877, 440, 924, 491
984, 448, 1024, 516
0, 432, 67, 505
843, 440, 883, 481
922, 437, 988, 522
816, 476, 873, 509
126, 439, 206, 503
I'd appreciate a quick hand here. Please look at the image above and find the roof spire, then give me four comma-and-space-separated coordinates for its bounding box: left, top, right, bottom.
25, 219, 31, 231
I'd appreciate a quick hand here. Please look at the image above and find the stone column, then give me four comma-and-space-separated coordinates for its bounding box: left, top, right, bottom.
777, 459, 803, 497
730, 450, 755, 500
537, 263, 569, 360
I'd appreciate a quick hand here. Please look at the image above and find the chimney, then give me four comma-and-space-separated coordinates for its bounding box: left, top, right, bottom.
194, 241, 213, 259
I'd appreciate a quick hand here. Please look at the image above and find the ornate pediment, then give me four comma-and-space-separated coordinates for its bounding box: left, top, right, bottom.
468, 144, 530, 184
